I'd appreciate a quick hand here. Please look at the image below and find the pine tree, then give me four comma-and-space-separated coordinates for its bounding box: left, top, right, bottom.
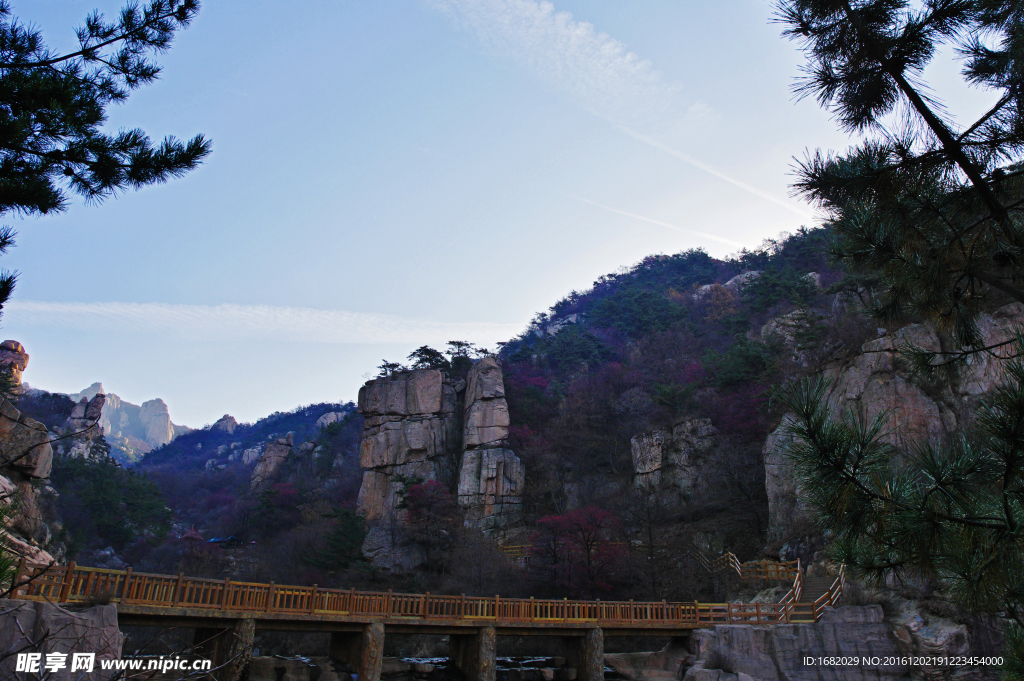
0, 0, 210, 314
777, 357, 1023, 672
777, 0, 1024, 356
775, 2, 1024, 673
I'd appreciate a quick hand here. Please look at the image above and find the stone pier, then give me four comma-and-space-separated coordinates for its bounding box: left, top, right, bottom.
450, 625, 497, 681
560, 628, 603, 681
329, 623, 385, 681
193, 619, 255, 681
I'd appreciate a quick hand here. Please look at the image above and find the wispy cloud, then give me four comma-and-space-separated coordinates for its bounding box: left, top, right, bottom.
620, 130, 814, 220
430, 0, 678, 126
429, 0, 811, 218
4, 301, 522, 347
571, 196, 745, 248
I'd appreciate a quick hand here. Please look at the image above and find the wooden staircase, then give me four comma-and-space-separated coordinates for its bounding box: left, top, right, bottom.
798, 575, 835, 604
694, 549, 847, 623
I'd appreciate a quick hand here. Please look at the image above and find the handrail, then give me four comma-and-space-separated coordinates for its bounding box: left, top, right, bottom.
810, 564, 846, 619
8, 561, 837, 626
691, 549, 800, 583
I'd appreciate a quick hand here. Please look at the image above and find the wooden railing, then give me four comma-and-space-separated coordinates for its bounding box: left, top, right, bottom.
691, 549, 800, 583
738, 558, 801, 582
807, 564, 845, 621
7, 560, 839, 627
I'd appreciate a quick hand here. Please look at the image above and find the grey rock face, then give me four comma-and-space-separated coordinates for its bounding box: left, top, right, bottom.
360, 524, 427, 571
251, 433, 294, 489
458, 357, 524, 532
0, 601, 124, 681
686, 606, 906, 681
458, 447, 524, 530
0, 396, 52, 479
317, 411, 345, 428
764, 303, 1024, 542
139, 398, 174, 447
212, 414, 238, 433
631, 418, 717, 497
356, 369, 460, 522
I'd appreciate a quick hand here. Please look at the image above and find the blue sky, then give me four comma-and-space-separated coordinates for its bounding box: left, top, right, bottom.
2, 0, 998, 425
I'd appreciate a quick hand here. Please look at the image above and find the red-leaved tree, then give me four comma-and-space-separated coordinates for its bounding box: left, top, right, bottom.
529, 506, 623, 599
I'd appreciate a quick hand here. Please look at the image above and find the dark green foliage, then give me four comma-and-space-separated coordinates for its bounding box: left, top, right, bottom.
14, 389, 75, 430
313, 415, 360, 477
549, 249, 718, 318
702, 337, 776, 388
304, 509, 366, 571
545, 325, 613, 373
1006, 623, 1024, 681
251, 483, 302, 538
377, 360, 406, 377
0, 0, 207, 329
777, 352, 1024, 626
0, 0, 209, 217
741, 266, 817, 313
589, 287, 688, 337
775, 3, 1024, 668
51, 455, 171, 554
408, 346, 450, 370
652, 382, 695, 415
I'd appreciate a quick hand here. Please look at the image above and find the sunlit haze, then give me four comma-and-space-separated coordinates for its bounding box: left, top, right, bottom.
3, 0, 1001, 425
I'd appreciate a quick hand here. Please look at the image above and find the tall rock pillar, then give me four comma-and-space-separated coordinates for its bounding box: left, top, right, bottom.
457, 357, 524, 533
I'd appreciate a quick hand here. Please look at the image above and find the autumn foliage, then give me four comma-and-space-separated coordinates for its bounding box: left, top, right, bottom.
529, 507, 624, 598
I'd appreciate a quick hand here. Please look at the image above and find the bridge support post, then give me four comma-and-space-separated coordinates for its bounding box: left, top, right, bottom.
449, 626, 496, 681
194, 618, 254, 681
329, 623, 384, 681
560, 628, 603, 681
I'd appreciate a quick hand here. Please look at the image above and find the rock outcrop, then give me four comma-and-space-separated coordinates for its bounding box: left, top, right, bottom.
242, 444, 264, 465
0, 396, 52, 479
765, 303, 1024, 542
317, 411, 346, 428
685, 606, 904, 681
458, 357, 524, 531
355, 357, 526, 555
59, 393, 108, 460
68, 383, 189, 453
0, 601, 124, 681
631, 418, 717, 499
695, 271, 762, 300
680, 603, 999, 681
251, 433, 293, 489
139, 398, 174, 447
213, 414, 238, 433
0, 340, 29, 386
0, 343, 60, 562
356, 370, 460, 522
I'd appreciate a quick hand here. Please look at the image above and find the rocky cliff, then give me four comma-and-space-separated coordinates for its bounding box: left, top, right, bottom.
67, 383, 190, 463
356, 369, 461, 523
458, 356, 525, 531
0, 340, 29, 385
0, 341, 96, 564
0, 601, 123, 681
678, 603, 1001, 681
355, 357, 525, 542
631, 417, 718, 500
763, 302, 1024, 543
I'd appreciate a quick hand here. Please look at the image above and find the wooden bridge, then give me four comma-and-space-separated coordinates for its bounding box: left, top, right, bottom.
9, 558, 844, 681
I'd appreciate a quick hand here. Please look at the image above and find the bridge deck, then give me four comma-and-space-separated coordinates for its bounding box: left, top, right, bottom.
9, 559, 843, 632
